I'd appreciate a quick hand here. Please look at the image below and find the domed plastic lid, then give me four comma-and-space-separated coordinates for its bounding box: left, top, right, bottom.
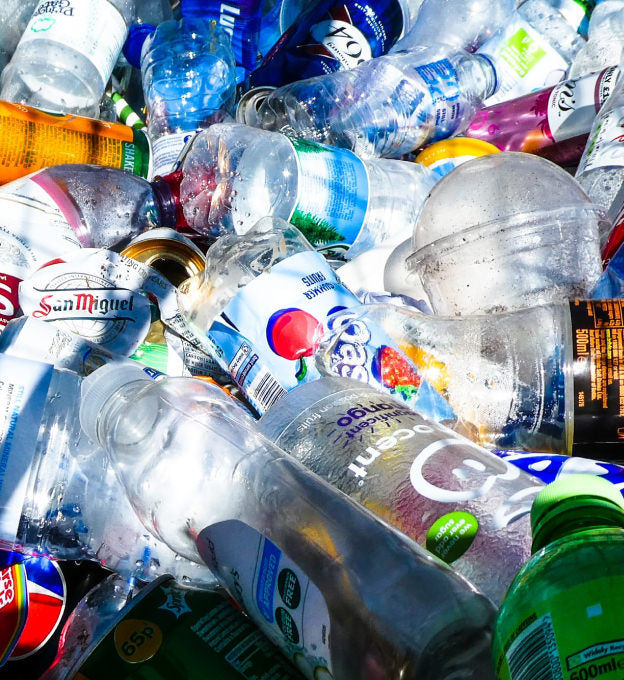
531, 474, 624, 552
411, 152, 599, 251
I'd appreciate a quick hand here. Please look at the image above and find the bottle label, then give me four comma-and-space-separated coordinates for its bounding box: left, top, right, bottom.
204, 250, 358, 415
478, 15, 569, 106
72, 577, 301, 679
413, 59, 463, 143
577, 107, 624, 174
18, 249, 208, 358
0, 355, 53, 546
197, 520, 332, 680
0, 101, 150, 184
321, 308, 456, 422
287, 137, 369, 258
252, 0, 405, 85
151, 131, 201, 180
570, 299, 624, 454
263, 388, 540, 602
0, 563, 28, 665
20, 0, 127, 86
494, 574, 624, 680
547, 67, 620, 144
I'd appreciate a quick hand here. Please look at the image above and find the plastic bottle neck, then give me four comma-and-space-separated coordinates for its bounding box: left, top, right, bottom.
151, 171, 189, 229
472, 54, 499, 100
532, 501, 624, 552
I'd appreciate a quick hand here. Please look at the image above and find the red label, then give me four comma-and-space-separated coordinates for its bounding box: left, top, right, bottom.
0, 273, 21, 329
0, 564, 28, 665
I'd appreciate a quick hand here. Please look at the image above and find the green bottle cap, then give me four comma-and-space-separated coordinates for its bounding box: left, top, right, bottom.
531, 474, 624, 552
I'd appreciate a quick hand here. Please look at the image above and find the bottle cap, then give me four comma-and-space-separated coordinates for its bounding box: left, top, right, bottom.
123, 23, 157, 69
152, 171, 188, 228
80, 360, 153, 445
531, 474, 624, 552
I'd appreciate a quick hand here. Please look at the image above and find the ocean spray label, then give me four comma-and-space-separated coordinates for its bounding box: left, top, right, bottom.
0, 171, 84, 329
18, 249, 206, 357
72, 577, 301, 679
413, 59, 463, 142
260, 387, 541, 603
196, 521, 332, 680
204, 250, 358, 415
21, 0, 127, 86
0, 356, 53, 546
287, 138, 369, 258
494, 576, 624, 680
478, 14, 569, 106
548, 67, 620, 143
322, 307, 454, 421
251, 0, 405, 86
577, 108, 624, 174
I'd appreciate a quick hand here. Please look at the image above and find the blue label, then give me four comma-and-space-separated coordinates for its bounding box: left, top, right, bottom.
288, 137, 369, 257
255, 540, 281, 622
414, 59, 463, 142
205, 251, 359, 415
180, 0, 263, 80
251, 0, 405, 87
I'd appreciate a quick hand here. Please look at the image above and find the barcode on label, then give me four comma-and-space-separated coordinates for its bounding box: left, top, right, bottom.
506, 614, 563, 680
250, 370, 287, 413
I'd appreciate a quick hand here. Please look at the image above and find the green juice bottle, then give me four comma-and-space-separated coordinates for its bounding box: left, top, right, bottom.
493, 474, 624, 680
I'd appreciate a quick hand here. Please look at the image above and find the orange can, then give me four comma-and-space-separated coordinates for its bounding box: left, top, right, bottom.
0, 100, 151, 184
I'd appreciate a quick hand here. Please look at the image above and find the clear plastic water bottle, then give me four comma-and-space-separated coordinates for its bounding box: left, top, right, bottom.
258, 376, 544, 605
576, 68, 624, 229
140, 18, 237, 179
0, 353, 216, 587
0, 0, 135, 118
79, 360, 497, 679
245, 44, 498, 158
0, 0, 39, 74
493, 475, 624, 679
160, 121, 438, 250
569, 0, 624, 78
314, 299, 624, 458
393, 0, 517, 53
476, 0, 588, 105
45, 574, 303, 680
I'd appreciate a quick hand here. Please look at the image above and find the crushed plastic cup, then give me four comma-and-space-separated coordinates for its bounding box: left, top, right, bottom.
405, 152, 608, 315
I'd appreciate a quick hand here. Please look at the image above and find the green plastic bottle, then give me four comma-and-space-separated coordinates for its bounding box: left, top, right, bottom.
493, 474, 624, 680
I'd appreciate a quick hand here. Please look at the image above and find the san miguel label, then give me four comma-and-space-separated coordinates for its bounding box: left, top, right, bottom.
570, 299, 624, 457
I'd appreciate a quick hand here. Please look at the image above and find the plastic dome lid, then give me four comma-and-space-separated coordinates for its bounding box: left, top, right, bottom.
411, 152, 602, 252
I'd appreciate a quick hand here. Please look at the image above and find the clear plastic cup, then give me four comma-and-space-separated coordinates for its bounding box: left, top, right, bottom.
406, 152, 609, 315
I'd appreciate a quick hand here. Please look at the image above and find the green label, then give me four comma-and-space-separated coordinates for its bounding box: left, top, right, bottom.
74, 578, 301, 679
501, 28, 546, 78
124, 129, 151, 178
495, 576, 624, 680
425, 511, 479, 563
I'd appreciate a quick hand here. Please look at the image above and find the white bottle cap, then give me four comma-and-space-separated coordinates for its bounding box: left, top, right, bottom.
80, 360, 152, 445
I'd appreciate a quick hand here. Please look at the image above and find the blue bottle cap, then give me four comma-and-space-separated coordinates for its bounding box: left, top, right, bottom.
123, 23, 157, 69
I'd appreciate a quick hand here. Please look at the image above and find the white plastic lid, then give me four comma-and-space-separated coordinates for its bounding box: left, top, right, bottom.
80, 360, 152, 445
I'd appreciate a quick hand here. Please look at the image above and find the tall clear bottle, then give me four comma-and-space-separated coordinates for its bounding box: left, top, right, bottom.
141, 18, 237, 179
79, 360, 497, 680
0, 0, 135, 118
160, 122, 438, 253
569, 0, 624, 77
245, 45, 498, 158
493, 475, 624, 679
258, 375, 544, 605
